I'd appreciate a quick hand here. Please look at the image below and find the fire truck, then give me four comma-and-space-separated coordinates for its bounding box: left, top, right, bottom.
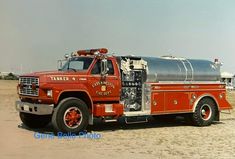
15, 48, 232, 133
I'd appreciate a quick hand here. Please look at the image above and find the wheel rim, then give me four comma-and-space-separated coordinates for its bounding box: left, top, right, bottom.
63, 107, 82, 129
200, 104, 212, 121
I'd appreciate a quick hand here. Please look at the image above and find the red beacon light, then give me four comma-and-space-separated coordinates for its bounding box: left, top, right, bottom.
77, 48, 108, 56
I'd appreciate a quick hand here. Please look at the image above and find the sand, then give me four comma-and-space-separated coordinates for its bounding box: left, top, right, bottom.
0, 80, 235, 159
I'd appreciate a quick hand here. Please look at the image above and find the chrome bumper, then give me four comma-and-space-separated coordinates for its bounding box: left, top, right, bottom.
15, 101, 54, 115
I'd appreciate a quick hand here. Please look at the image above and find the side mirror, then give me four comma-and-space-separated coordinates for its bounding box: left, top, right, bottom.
57, 60, 63, 70
57, 56, 69, 71
101, 59, 108, 76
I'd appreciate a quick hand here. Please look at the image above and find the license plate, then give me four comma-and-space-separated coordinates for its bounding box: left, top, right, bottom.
23, 105, 30, 111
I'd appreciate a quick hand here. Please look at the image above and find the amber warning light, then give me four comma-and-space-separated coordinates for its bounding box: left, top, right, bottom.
77, 48, 108, 56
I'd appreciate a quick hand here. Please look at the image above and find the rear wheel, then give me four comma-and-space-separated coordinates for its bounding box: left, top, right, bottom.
20, 112, 51, 128
52, 98, 89, 134
192, 98, 216, 126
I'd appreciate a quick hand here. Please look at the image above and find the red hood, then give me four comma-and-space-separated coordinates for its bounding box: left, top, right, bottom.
20, 70, 88, 83
21, 70, 87, 77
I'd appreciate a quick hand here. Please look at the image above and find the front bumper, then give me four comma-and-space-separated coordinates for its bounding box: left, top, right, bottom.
15, 101, 54, 115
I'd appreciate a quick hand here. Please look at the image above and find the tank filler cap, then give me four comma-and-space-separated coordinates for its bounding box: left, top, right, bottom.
161, 55, 185, 60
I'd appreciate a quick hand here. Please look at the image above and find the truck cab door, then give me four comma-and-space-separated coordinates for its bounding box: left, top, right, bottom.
87, 58, 121, 102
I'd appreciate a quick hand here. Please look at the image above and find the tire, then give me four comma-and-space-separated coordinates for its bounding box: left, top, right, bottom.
192, 98, 216, 126
20, 112, 51, 128
52, 97, 89, 134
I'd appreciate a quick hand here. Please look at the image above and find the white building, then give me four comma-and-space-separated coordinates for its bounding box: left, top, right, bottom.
221, 72, 235, 90
0, 72, 12, 77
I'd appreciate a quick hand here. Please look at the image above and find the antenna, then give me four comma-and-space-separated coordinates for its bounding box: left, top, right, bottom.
20, 64, 23, 75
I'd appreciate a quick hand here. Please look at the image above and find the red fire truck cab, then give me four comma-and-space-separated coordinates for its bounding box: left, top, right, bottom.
15, 48, 232, 133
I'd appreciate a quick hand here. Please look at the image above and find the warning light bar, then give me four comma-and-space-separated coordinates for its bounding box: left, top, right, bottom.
77, 48, 108, 56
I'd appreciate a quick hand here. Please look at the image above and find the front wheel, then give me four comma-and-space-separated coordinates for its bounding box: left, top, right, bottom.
52, 97, 89, 134
192, 98, 216, 126
20, 112, 51, 128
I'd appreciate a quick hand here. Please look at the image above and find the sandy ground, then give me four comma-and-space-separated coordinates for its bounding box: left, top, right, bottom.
0, 80, 235, 159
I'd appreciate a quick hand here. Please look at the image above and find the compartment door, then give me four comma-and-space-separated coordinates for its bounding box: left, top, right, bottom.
151, 92, 165, 113
165, 92, 190, 112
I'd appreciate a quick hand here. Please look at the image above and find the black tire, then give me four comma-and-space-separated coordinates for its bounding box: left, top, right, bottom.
52, 97, 89, 134
20, 112, 51, 128
192, 98, 216, 126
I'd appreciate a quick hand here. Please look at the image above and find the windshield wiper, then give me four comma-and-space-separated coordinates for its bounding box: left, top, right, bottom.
68, 68, 77, 72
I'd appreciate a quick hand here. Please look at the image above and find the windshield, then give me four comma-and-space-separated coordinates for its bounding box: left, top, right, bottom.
60, 57, 94, 71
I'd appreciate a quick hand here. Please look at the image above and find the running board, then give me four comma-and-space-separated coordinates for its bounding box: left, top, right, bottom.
125, 117, 148, 124
102, 118, 118, 123
124, 111, 150, 117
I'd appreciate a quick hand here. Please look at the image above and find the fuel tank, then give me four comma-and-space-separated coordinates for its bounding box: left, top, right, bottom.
143, 56, 221, 82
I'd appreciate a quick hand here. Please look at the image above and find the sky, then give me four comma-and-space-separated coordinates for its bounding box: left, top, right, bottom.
1, 0, 235, 74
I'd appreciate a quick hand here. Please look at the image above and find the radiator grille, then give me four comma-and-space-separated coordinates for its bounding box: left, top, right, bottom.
19, 77, 39, 96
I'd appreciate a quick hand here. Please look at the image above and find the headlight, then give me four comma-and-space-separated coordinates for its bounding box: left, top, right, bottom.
47, 90, 53, 97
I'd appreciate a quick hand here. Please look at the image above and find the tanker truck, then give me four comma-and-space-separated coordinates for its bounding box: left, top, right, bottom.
15, 48, 232, 133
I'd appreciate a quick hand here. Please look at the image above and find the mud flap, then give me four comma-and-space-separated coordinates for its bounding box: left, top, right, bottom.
89, 113, 94, 125
214, 111, 220, 121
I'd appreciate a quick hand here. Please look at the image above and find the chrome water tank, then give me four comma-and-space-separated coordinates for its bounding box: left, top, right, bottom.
142, 56, 221, 82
